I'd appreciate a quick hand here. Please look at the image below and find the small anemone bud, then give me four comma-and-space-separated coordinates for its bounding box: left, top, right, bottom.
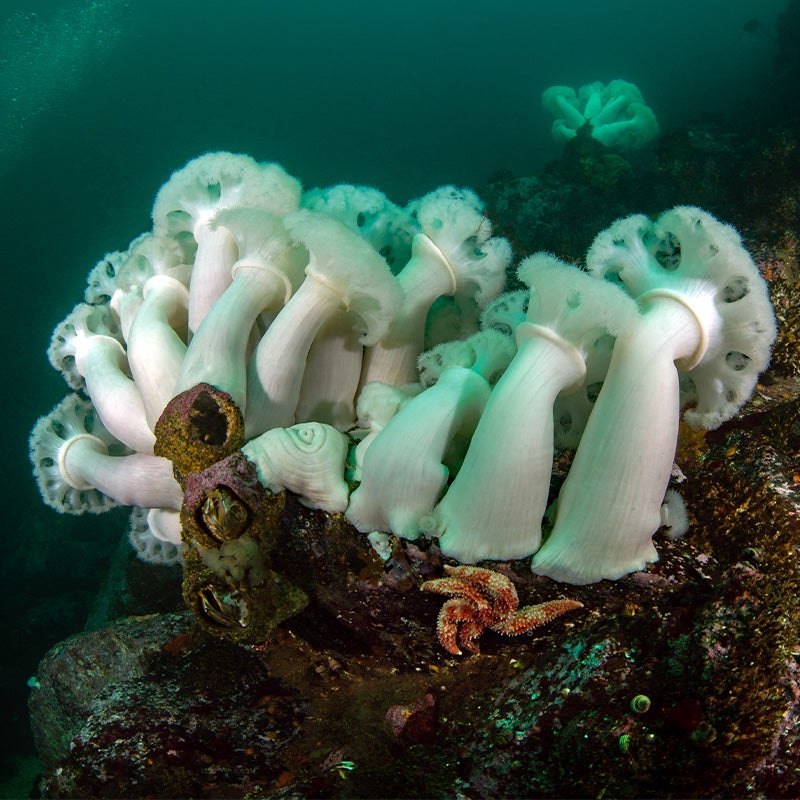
660, 489, 689, 540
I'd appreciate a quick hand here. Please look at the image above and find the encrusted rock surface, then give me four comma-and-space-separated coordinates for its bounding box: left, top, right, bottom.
30, 613, 308, 798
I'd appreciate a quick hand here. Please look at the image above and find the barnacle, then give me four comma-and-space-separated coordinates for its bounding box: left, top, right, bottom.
199, 486, 250, 542
182, 451, 283, 551
183, 546, 308, 644
197, 585, 249, 629
154, 383, 245, 478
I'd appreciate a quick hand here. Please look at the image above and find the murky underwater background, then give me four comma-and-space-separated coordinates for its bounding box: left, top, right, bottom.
0, 0, 793, 791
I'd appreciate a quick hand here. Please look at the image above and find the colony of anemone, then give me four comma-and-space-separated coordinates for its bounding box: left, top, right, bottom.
541, 79, 660, 150
28, 151, 777, 643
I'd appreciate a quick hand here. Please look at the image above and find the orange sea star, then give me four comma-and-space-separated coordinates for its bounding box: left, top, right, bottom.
421, 564, 583, 655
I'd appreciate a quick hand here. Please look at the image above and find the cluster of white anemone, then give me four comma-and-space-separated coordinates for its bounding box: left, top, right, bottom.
541, 79, 659, 151
30, 152, 776, 584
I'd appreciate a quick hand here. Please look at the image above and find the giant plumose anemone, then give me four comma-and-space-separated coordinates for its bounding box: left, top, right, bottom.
29, 151, 777, 643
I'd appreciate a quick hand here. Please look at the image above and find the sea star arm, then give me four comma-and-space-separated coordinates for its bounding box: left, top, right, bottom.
490, 598, 583, 636
420, 575, 493, 617
436, 598, 483, 655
